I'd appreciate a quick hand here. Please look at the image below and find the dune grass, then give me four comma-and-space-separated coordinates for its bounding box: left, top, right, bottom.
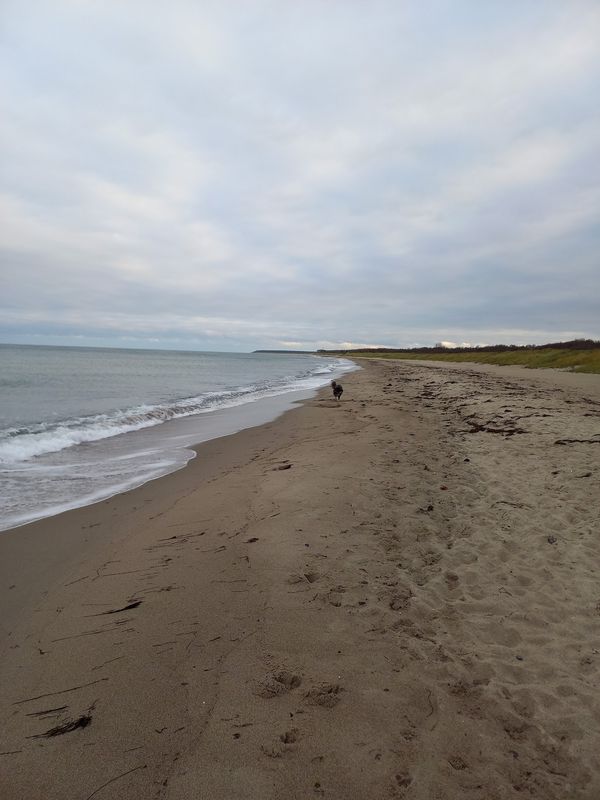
346, 348, 600, 374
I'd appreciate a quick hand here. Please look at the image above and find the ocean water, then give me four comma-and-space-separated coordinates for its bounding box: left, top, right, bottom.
0, 345, 355, 531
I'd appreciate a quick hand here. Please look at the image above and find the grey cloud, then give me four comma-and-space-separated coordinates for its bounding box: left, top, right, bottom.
1, 1, 599, 350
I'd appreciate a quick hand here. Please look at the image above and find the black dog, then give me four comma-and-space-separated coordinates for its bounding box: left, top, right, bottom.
331, 380, 343, 401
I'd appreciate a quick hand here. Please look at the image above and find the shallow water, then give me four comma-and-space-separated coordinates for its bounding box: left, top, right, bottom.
0, 345, 355, 530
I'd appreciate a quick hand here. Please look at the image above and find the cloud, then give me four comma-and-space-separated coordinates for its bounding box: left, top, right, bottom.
439, 341, 479, 349
1, 1, 599, 350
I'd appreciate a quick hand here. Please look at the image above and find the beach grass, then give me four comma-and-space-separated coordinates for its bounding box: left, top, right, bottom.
346, 348, 600, 374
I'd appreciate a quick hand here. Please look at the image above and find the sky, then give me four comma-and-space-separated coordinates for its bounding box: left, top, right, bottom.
1, 1, 599, 352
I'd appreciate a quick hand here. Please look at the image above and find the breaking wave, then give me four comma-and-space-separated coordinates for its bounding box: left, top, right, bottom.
0, 360, 351, 465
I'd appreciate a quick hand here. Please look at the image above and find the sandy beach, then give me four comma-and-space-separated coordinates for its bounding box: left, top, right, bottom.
1, 359, 599, 800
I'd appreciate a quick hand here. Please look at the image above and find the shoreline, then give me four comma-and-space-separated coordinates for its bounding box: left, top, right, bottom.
1, 362, 357, 533
0, 384, 337, 639
1, 360, 599, 799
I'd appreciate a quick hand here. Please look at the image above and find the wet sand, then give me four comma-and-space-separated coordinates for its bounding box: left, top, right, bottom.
1, 360, 599, 799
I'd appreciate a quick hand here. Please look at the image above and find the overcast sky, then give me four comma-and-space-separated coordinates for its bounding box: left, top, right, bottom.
1, 1, 599, 351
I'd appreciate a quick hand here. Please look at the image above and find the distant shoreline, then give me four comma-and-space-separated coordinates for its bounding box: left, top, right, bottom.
319, 340, 600, 374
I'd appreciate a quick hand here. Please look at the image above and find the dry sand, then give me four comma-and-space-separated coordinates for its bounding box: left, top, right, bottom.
1, 359, 599, 799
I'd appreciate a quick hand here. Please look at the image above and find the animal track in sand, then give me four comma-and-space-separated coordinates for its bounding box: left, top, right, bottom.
395, 771, 412, 787
388, 588, 413, 611
304, 683, 344, 708
287, 571, 321, 586
253, 670, 302, 698
280, 727, 300, 744
261, 727, 301, 758
303, 571, 320, 583
447, 754, 468, 770
318, 584, 347, 607
445, 571, 460, 587
391, 770, 413, 797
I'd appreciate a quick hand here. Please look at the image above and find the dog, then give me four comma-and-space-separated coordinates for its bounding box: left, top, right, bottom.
331, 380, 343, 401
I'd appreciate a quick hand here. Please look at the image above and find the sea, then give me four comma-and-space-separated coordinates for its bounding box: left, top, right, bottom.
0, 345, 356, 531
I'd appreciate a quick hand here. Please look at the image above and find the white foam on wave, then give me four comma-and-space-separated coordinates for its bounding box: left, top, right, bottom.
0, 357, 358, 531
2, 454, 190, 530
0, 357, 355, 465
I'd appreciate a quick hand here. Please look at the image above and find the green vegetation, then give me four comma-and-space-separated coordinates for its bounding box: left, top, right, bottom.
343, 348, 600, 374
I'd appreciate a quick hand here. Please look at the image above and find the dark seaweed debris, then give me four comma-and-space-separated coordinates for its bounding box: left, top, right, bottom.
31, 713, 92, 738
96, 600, 142, 615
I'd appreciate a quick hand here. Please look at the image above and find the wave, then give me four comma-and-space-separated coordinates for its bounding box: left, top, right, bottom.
0, 359, 353, 465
